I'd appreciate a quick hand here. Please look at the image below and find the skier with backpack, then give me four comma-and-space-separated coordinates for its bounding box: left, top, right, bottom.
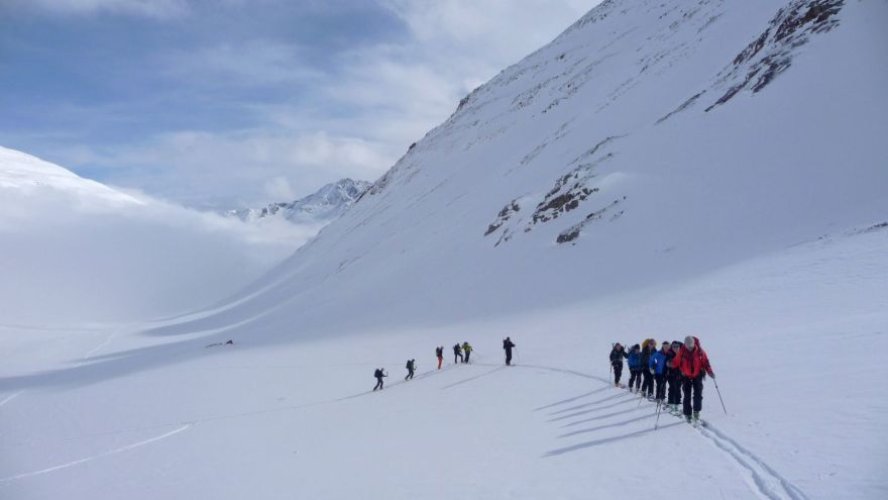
373, 368, 388, 391
453, 343, 463, 364
649, 341, 670, 404
670, 335, 715, 424
435, 346, 444, 369
627, 344, 642, 392
666, 340, 683, 414
405, 359, 416, 381
640, 339, 656, 399
503, 337, 516, 366
462, 342, 473, 364
609, 343, 628, 387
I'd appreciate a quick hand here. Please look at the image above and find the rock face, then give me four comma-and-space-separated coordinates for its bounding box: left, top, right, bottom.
164, 0, 887, 335
228, 179, 372, 224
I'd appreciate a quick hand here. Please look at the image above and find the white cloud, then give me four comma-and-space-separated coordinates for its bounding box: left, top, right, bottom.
0, 148, 319, 324
79, 129, 394, 207
19, 1, 601, 207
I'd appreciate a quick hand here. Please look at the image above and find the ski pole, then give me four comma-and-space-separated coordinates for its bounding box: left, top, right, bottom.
713, 378, 727, 415
654, 401, 663, 430
515, 348, 521, 365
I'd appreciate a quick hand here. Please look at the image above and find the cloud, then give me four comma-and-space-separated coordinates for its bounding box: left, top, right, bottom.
160, 40, 325, 88
76, 129, 394, 207
11, 0, 189, 18
0, 150, 319, 324
2, 1, 600, 207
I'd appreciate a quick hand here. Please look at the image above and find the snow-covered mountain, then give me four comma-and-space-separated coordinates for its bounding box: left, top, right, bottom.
0, 146, 144, 207
175, 0, 886, 334
2, 1, 887, 499
227, 178, 371, 224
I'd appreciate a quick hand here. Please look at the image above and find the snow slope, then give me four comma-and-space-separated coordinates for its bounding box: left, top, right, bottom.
1, 224, 885, 500
1, 0, 887, 498
142, 0, 887, 341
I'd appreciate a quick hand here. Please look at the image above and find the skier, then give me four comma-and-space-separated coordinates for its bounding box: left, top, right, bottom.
627, 344, 642, 392
373, 368, 388, 391
649, 341, 670, 403
666, 340, 683, 414
453, 343, 463, 364
670, 335, 715, 424
503, 337, 516, 365
405, 359, 416, 380
435, 346, 444, 370
609, 343, 628, 387
640, 339, 656, 399
462, 342, 473, 364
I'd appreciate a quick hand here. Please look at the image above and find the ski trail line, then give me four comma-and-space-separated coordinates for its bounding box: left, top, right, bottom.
0, 391, 23, 407
0, 424, 191, 483
81, 330, 119, 361
508, 362, 808, 500
697, 423, 809, 500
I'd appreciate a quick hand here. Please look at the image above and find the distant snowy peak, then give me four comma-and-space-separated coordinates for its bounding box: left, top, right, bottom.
229, 178, 372, 224
0, 146, 143, 206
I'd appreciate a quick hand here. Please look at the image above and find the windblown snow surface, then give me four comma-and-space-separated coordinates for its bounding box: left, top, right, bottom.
2, 0, 887, 499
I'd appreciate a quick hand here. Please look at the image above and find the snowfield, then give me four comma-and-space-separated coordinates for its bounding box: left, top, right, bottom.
2, 0, 887, 498
1, 226, 886, 499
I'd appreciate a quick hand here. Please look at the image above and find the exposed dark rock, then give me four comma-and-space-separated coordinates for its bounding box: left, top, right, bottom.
706, 0, 843, 112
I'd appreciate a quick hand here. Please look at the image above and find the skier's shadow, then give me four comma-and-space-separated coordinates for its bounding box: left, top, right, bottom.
543, 421, 684, 457
532, 385, 613, 411
441, 366, 506, 390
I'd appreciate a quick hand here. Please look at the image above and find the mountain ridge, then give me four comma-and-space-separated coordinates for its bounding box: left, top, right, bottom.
227, 178, 371, 225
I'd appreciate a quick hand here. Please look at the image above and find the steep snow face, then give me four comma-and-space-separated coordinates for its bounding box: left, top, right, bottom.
166, 0, 888, 337
0, 148, 303, 324
0, 147, 143, 207
227, 179, 372, 224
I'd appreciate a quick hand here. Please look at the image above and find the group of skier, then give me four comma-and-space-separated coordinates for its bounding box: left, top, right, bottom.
609, 335, 716, 424
372, 337, 517, 391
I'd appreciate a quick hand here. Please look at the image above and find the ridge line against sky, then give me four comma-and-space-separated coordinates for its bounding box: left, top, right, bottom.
0, 0, 599, 209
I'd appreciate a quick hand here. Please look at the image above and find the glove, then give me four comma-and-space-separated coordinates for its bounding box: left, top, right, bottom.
710, 372, 716, 379
649, 368, 655, 375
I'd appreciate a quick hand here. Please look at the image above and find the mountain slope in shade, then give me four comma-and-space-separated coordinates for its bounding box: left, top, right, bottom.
227, 179, 371, 224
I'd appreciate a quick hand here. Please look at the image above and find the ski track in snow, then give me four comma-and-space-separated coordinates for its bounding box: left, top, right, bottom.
0, 391, 23, 407
501, 362, 809, 500
0, 424, 191, 484
697, 423, 809, 500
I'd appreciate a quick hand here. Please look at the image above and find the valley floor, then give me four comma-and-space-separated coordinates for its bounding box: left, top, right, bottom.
1, 227, 886, 499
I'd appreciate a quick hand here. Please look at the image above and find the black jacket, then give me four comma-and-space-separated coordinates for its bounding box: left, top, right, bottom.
609, 348, 628, 366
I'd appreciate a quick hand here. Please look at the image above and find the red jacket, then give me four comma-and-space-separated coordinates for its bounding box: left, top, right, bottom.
672, 336, 714, 379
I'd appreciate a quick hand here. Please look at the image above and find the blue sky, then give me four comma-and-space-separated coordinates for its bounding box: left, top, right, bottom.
1, 0, 595, 208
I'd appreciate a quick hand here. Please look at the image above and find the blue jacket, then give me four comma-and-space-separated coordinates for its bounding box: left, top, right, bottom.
649, 350, 668, 375
627, 350, 642, 370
